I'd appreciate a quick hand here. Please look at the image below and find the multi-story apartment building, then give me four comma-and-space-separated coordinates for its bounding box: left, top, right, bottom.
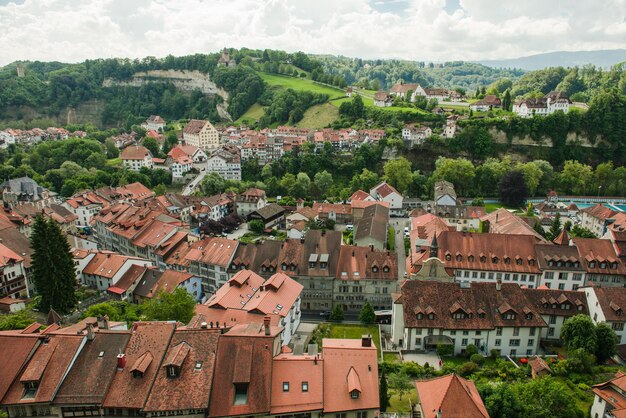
207, 147, 241, 181
0, 243, 29, 299
120, 145, 153, 171
77, 250, 154, 291
182, 119, 220, 150
236, 188, 267, 218
581, 204, 618, 237
584, 286, 626, 345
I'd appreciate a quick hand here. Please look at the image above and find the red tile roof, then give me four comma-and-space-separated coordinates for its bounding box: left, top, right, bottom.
147, 269, 195, 298
398, 281, 546, 330
481, 208, 545, 241
0, 242, 23, 266
336, 246, 397, 281
82, 251, 148, 279
54, 331, 131, 405
573, 238, 626, 275
527, 355, 552, 375
415, 374, 489, 418
0, 335, 39, 401
589, 286, 626, 322
182, 237, 239, 268
322, 339, 378, 413
102, 322, 176, 410
121, 145, 151, 160
2, 335, 84, 405
183, 119, 209, 135
271, 353, 324, 414
582, 203, 617, 221
144, 328, 220, 412
371, 182, 400, 198
209, 332, 275, 417
350, 190, 371, 201
593, 371, 626, 415
313, 202, 352, 216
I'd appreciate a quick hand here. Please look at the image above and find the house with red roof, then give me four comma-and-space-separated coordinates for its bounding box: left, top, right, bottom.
370, 181, 403, 215
77, 250, 153, 291
582, 204, 618, 237
591, 371, 626, 418
0, 243, 28, 299
414, 374, 489, 418
201, 269, 303, 344
141, 115, 166, 132
121, 145, 153, 171
237, 188, 267, 218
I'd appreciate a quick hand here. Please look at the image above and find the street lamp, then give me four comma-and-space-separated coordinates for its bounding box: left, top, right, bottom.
598, 185, 602, 198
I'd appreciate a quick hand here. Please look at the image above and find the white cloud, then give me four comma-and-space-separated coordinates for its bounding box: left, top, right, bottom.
0, 0, 625, 65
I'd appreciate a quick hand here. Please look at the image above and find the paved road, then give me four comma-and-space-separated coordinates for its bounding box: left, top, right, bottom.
182, 171, 208, 196
391, 218, 410, 279
226, 223, 249, 240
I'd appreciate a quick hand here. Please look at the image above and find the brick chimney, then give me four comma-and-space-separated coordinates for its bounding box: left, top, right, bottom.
117, 353, 126, 370
86, 323, 95, 341
264, 316, 271, 336
361, 334, 372, 347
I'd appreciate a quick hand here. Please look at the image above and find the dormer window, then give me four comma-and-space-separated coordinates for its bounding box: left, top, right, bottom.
525, 313, 533, 320
351, 390, 360, 399
589, 261, 596, 268
417, 313, 423, 320
600, 262, 607, 269
492, 257, 498, 264
445, 254, 451, 261
503, 313, 516, 320
468, 255, 474, 262
372, 266, 379, 273
383, 266, 390, 273
428, 313, 435, 320
456, 255, 462, 262
612, 263, 618, 269
282, 263, 287, 271
234, 383, 249, 405
453, 312, 465, 319
561, 303, 571, 310
167, 365, 179, 378
22, 381, 39, 399
516, 258, 523, 265
480, 256, 486, 263
504, 257, 510, 265
478, 313, 486, 319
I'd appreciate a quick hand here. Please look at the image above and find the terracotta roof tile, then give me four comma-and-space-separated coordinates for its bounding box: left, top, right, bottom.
271, 353, 323, 414
414, 374, 489, 418
0, 335, 39, 401
121, 145, 151, 160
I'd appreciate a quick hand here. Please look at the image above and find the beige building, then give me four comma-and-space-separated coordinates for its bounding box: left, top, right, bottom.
182, 119, 220, 151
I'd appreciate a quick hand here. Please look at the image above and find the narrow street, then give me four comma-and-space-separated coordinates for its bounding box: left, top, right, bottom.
392, 218, 410, 280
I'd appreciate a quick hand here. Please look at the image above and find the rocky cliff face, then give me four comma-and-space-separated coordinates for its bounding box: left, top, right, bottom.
103, 70, 232, 120
488, 127, 599, 148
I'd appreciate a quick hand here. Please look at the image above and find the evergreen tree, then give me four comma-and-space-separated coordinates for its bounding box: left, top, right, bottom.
503, 89, 512, 111
359, 302, 376, 325
548, 212, 562, 240
379, 369, 390, 412
329, 304, 344, 322
533, 220, 547, 239
31, 216, 78, 314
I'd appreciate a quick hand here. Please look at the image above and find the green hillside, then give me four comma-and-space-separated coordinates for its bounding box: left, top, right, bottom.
259, 72, 345, 99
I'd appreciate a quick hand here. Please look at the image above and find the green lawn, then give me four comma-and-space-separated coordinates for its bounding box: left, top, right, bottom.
388, 388, 418, 413
259, 72, 345, 99
383, 352, 401, 363
295, 103, 339, 129
106, 157, 121, 167
329, 324, 381, 356
236, 102, 265, 124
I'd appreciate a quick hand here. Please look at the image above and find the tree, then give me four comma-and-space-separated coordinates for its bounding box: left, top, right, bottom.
359, 302, 376, 325
314, 170, 333, 198
499, 170, 528, 208
485, 384, 525, 418
595, 322, 618, 363
431, 157, 476, 197
502, 89, 512, 111
143, 288, 196, 323
548, 212, 562, 240
515, 377, 582, 418
388, 371, 412, 400
200, 172, 226, 195
533, 220, 547, 239
570, 224, 596, 238
329, 304, 344, 321
154, 184, 167, 196
561, 314, 598, 354
248, 219, 265, 234
0, 310, 35, 330
379, 369, 390, 412
383, 157, 413, 193
31, 216, 78, 314
142, 137, 161, 158
105, 138, 119, 159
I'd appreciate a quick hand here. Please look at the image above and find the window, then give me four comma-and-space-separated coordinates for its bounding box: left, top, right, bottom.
496, 327, 502, 336
509, 339, 520, 347
461, 338, 468, 346
351, 390, 360, 399
530, 327, 536, 336
357, 412, 368, 418
463, 330, 469, 335
513, 327, 519, 336
416, 328, 423, 335
503, 313, 516, 320
336, 414, 347, 418
545, 271, 554, 280
526, 349, 533, 356
234, 383, 248, 405
549, 315, 557, 324
510, 349, 517, 356
302, 381, 309, 392
283, 382, 290, 392
548, 327, 555, 336
525, 313, 533, 320
428, 313, 435, 320
528, 339, 534, 346
450, 330, 456, 335
558, 283, 565, 290
496, 339, 502, 347
613, 323, 625, 331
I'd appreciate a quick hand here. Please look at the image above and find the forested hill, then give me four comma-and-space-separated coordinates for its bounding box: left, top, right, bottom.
479, 49, 626, 71
2, 48, 626, 130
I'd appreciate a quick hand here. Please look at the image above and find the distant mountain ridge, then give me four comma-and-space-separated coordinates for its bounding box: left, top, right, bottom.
478, 49, 626, 70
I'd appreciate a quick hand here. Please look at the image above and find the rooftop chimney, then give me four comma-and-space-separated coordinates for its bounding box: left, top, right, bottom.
200, 322, 208, 329
86, 323, 95, 341
263, 316, 271, 335
496, 278, 502, 291
361, 334, 372, 347
102, 315, 109, 330
117, 353, 126, 370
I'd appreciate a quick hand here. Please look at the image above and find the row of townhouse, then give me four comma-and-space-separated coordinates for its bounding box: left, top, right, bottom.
409, 228, 626, 291
0, 127, 86, 147
388, 82, 465, 102
220, 125, 386, 164
512, 91, 571, 118
391, 278, 589, 356
0, 319, 379, 418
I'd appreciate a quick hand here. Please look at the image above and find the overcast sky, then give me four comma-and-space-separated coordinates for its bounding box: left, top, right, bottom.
1, 0, 626, 65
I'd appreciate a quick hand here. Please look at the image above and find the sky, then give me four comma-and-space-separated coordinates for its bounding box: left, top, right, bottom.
1, 0, 626, 65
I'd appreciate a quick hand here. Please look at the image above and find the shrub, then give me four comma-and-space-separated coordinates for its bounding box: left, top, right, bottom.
402, 362, 424, 377
470, 354, 485, 365
436, 344, 454, 357
465, 344, 479, 358
459, 362, 479, 377
577, 383, 590, 391
490, 349, 501, 359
